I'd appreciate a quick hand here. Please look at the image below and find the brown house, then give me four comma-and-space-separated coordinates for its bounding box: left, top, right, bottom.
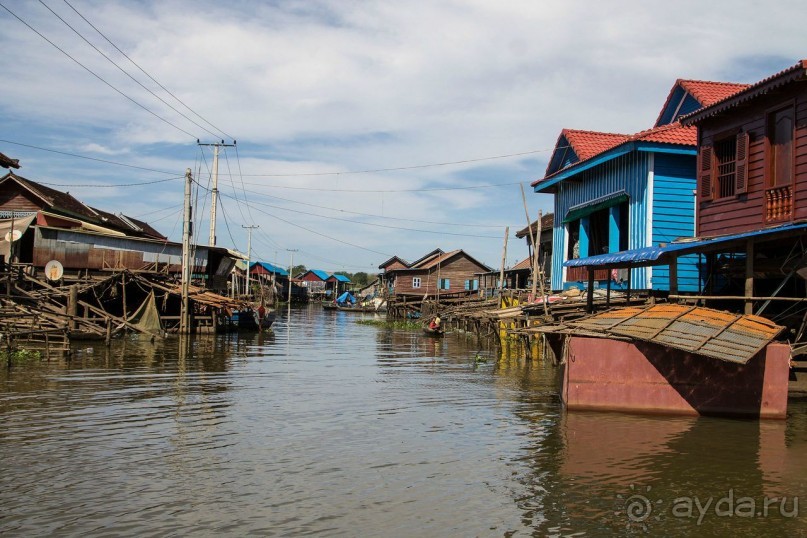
0, 172, 239, 289
515, 213, 554, 281
379, 248, 491, 297
684, 59, 807, 236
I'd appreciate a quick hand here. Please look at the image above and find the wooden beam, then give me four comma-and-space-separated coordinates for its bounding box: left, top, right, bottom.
586, 267, 595, 313
745, 239, 755, 315
669, 255, 678, 297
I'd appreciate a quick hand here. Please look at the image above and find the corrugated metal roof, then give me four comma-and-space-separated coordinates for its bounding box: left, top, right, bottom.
569, 304, 784, 364
564, 221, 807, 268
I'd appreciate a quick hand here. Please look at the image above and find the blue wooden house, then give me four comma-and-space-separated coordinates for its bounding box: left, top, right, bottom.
533, 79, 748, 293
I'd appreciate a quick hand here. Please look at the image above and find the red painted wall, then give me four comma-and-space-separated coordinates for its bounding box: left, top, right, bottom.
562, 336, 789, 418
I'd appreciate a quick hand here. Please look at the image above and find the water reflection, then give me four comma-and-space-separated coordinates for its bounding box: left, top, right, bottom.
1, 305, 806, 536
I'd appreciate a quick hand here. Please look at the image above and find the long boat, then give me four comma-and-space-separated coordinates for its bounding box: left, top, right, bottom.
422, 325, 444, 337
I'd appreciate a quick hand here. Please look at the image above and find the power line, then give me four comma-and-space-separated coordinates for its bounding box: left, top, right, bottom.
60, 0, 234, 140
0, 139, 177, 175
238, 189, 506, 228
215, 190, 501, 239
39, 0, 223, 140
238, 179, 527, 193
37, 176, 181, 188
236, 147, 557, 177
0, 1, 197, 139
215, 187, 392, 257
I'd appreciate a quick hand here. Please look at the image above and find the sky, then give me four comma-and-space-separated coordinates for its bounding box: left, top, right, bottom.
0, 0, 804, 274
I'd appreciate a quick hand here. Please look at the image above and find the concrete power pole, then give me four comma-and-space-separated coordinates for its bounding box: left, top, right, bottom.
242, 224, 259, 298
180, 168, 193, 334
198, 140, 235, 246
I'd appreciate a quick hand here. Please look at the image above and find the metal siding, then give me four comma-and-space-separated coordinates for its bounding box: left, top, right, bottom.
651, 153, 699, 292
554, 152, 649, 289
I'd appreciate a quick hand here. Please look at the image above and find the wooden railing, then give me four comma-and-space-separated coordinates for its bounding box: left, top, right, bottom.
765, 185, 793, 222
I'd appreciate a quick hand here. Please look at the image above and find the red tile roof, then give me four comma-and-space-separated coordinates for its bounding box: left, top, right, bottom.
562, 129, 629, 162
683, 59, 807, 125
534, 123, 695, 187
678, 80, 750, 107
631, 122, 696, 146
511, 258, 533, 271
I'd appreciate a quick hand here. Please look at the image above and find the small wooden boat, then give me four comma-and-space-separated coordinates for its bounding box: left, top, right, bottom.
322, 302, 340, 310
422, 325, 444, 337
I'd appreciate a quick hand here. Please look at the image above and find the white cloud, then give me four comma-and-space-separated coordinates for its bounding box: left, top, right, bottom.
1, 0, 805, 270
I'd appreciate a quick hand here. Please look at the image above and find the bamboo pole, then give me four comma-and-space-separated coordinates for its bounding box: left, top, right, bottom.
499, 226, 509, 302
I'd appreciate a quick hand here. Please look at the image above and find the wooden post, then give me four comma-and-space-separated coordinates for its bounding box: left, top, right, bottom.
499, 226, 509, 304
626, 269, 632, 304
121, 272, 128, 323
586, 267, 594, 313
105, 319, 112, 345
606, 269, 611, 308
68, 284, 78, 332
745, 239, 755, 315
669, 255, 679, 298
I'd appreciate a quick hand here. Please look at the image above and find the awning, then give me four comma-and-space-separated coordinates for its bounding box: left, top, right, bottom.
563, 191, 629, 223
564, 221, 807, 268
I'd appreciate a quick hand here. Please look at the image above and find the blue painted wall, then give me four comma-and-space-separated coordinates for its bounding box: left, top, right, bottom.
650, 153, 700, 292
551, 151, 650, 290
657, 88, 702, 126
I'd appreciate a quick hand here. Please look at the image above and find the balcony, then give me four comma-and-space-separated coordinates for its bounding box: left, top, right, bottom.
765, 185, 792, 222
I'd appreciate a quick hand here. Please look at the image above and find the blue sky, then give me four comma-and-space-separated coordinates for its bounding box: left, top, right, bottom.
0, 0, 804, 273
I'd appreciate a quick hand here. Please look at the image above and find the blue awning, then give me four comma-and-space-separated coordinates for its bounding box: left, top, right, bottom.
563, 191, 629, 223
564, 221, 807, 268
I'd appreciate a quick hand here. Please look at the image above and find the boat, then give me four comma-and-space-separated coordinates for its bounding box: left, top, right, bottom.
218, 306, 275, 332
422, 325, 444, 337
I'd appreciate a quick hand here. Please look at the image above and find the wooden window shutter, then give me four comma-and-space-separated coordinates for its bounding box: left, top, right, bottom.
698, 145, 713, 200
735, 131, 749, 194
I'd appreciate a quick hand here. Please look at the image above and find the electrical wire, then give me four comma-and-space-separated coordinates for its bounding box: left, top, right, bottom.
39, 0, 222, 140
37, 176, 182, 188
0, 139, 177, 175
215, 190, 501, 239
60, 0, 234, 140
0, 2, 197, 139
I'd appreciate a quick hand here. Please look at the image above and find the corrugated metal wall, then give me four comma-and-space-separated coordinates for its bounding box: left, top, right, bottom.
551, 152, 650, 290
651, 153, 700, 292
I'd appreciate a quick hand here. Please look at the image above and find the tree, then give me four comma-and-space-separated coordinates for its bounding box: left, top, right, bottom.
291, 264, 307, 278
351, 272, 370, 287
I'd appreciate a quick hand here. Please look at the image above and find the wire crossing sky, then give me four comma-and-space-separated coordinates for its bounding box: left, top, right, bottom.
0, 0, 803, 272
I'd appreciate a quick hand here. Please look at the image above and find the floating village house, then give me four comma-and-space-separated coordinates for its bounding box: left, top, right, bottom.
326, 273, 351, 296
379, 248, 491, 297
0, 171, 240, 291
533, 79, 749, 294
297, 269, 330, 299
515, 212, 554, 281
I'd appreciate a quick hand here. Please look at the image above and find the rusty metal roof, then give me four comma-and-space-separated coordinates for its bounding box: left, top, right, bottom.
569, 304, 784, 364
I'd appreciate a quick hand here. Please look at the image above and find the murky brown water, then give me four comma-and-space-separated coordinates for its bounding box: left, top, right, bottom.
2, 304, 807, 536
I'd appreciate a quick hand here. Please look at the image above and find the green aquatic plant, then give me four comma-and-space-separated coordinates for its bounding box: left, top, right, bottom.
1, 348, 42, 365
355, 319, 421, 330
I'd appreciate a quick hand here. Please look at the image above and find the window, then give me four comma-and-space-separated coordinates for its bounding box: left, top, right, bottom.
464, 279, 478, 291
768, 106, 794, 187
412, 277, 421, 288
439, 278, 450, 290
715, 136, 737, 198
700, 132, 749, 201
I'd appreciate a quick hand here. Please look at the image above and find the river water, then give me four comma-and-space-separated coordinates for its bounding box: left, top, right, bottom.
1, 305, 806, 537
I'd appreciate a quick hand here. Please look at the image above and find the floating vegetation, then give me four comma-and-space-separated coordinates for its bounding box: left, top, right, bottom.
355, 319, 421, 330
1, 349, 43, 365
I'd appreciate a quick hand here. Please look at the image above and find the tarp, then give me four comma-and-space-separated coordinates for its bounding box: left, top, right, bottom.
0, 214, 36, 261
128, 290, 163, 336
336, 291, 356, 305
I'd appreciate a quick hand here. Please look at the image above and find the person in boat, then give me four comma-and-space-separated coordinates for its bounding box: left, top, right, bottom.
428, 315, 442, 331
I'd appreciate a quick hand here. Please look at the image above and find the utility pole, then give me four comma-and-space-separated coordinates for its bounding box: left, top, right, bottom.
180, 168, 193, 334
198, 140, 235, 246
242, 225, 259, 298
286, 249, 298, 303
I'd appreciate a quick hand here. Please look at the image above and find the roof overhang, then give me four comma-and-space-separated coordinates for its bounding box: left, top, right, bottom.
564, 221, 807, 269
